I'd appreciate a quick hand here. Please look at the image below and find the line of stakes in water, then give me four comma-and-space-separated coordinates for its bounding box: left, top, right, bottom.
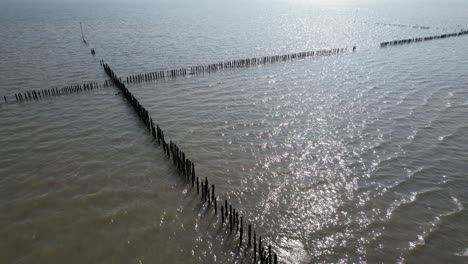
1, 80, 115, 106
374, 22, 430, 29
102, 59, 279, 264
380, 29, 468, 47
124, 46, 355, 84
356, 21, 431, 30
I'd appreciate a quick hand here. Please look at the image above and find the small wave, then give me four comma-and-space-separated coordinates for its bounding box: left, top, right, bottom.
454, 248, 468, 257
406, 193, 464, 254
278, 237, 311, 264
385, 166, 426, 193
408, 234, 426, 250
385, 191, 417, 218
407, 215, 442, 253
385, 186, 442, 219
369, 138, 392, 152
438, 134, 451, 141
407, 129, 417, 140
449, 194, 464, 214
375, 155, 403, 168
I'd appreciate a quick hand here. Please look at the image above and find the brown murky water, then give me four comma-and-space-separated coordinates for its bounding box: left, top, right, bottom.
1, 1, 468, 263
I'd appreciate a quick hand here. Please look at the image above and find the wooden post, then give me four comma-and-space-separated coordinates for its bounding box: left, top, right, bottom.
214, 197, 217, 215
182, 152, 186, 173
204, 178, 208, 201
259, 236, 262, 262
269, 245, 272, 264
248, 224, 252, 247
240, 217, 243, 247
229, 208, 233, 232
186, 159, 190, 180
233, 208, 236, 231
191, 163, 195, 186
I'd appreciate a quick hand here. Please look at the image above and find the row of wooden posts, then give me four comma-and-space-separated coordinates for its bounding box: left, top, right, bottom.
102, 60, 278, 264
1, 46, 355, 106
357, 21, 430, 30
124, 46, 355, 84
1, 80, 115, 106
3, 27, 467, 106
380, 29, 468, 47
375, 22, 430, 30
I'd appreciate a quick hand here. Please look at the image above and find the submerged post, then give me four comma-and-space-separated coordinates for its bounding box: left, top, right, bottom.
214, 197, 217, 215
240, 217, 243, 247
248, 224, 252, 247
269, 245, 272, 264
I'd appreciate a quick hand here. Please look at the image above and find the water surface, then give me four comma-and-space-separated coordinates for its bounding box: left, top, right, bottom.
1, 1, 468, 263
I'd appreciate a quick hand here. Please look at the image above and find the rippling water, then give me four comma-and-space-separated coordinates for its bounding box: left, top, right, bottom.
1, 1, 468, 263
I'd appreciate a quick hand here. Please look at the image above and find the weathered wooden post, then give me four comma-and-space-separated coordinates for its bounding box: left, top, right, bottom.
248, 224, 252, 247
229, 208, 233, 232
259, 236, 262, 262
204, 178, 208, 202
191, 163, 195, 187
232, 208, 236, 229
229, 205, 233, 231
236, 212, 239, 232
240, 217, 243, 246
214, 197, 217, 215
269, 245, 272, 264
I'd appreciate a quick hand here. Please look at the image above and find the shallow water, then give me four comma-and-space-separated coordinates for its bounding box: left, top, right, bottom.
1, 1, 468, 263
